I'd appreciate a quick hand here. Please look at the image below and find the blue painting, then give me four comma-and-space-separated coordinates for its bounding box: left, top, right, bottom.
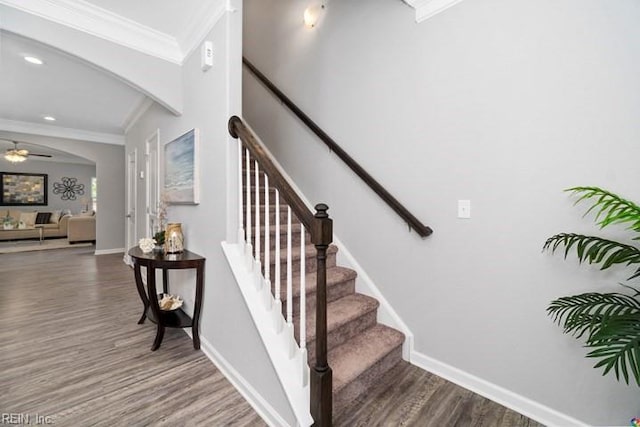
164, 129, 199, 204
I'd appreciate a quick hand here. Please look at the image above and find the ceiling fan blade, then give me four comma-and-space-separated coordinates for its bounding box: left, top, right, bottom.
28, 153, 53, 158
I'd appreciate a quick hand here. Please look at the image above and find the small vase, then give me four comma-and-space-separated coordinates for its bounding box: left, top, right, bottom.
164, 223, 184, 254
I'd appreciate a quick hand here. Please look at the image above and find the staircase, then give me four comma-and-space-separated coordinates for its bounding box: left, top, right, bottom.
234, 119, 406, 423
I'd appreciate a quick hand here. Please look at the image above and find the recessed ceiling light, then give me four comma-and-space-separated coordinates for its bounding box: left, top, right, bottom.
24, 56, 44, 65
43, 116, 56, 122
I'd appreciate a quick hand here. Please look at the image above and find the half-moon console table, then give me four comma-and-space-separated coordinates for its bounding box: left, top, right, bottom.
128, 246, 206, 351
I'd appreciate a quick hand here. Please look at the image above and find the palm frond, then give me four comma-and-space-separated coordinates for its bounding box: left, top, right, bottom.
585, 313, 640, 386
566, 186, 640, 233
547, 292, 640, 338
547, 293, 640, 385
543, 233, 640, 272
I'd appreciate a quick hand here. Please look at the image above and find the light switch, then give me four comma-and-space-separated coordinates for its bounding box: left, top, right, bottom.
458, 200, 471, 218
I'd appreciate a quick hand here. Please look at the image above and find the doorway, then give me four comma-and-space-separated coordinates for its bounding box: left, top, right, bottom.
124, 149, 137, 265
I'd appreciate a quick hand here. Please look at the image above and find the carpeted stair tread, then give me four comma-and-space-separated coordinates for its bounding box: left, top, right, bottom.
283, 266, 357, 300
330, 324, 405, 394
305, 293, 379, 344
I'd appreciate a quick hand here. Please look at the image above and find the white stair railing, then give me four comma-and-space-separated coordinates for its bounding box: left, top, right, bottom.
241, 147, 309, 385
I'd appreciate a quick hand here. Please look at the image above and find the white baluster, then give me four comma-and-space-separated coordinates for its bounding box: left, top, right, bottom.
254, 161, 262, 288
300, 224, 308, 385
237, 140, 244, 247
300, 224, 306, 349
274, 189, 282, 333
287, 206, 295, 358
264, 173, 271, 309
286, 206, 293, 325
245, 149, 252, 269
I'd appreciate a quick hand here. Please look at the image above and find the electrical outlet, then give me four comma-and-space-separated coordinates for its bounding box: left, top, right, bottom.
458, 200, 471, 218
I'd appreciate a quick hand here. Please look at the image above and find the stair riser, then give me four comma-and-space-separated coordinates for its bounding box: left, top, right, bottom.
333, 345, 403, 415
245, 227, 310, 250
242, 186, 279, 199
286, 276, 355, 316
268, 251, 336, 275
306, 310, 377, 367
243, 208, 302, 225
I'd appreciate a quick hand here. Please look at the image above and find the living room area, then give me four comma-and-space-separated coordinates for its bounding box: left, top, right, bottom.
0, 146, 97, 253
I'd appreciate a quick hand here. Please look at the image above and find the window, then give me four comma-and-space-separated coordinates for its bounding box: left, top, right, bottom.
91, 177, 97, 212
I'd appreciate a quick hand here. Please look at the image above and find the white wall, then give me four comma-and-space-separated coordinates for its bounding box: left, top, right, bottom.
125, 4, 296, 425
0, 159, 95, 213
243, 0, 640, 425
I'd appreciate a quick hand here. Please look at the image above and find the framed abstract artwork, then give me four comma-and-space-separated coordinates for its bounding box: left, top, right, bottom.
0, 172, 48, 206
164, 129, 199, 204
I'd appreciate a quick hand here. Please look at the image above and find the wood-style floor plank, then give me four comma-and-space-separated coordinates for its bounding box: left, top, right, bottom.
334, 360, 545, 427
1, 247, 544, 427
0, 247, 266, 427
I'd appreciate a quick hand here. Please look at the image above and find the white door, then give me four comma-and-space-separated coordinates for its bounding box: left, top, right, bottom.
124, 149, 137, 266
145, 130, 160, 237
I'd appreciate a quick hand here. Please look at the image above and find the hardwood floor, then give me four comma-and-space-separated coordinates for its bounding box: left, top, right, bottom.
1, 247, 543, 427
335, 361, 544, 427
0, 247, 265, 427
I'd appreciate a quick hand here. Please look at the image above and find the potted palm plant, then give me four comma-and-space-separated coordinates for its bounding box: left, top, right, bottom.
544, 186, 640, 386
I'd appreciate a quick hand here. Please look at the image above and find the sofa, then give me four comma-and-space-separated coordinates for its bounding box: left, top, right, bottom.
67, 215, 96, 243
0, 208, 71, 241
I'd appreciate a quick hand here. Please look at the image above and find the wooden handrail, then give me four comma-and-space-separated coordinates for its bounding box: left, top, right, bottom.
229, 116, 333, 426
243, 57, 433, 238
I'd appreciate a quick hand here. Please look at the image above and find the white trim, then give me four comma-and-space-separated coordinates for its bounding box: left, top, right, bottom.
222, 241, 313, 427
184, 331, 292, 427
410, 350, 588, 427
332, 236, 414, 360
122, 97, 153, 134
94, 247, 124, 255
0, 0, 183, 63
0, 118, 124, 145
405, 0, 467, 23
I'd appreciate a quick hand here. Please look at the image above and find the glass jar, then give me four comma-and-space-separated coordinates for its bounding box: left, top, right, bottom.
164, 223, 184, 254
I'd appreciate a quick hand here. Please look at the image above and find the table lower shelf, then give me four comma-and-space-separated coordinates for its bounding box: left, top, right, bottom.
147, 307, 193, 328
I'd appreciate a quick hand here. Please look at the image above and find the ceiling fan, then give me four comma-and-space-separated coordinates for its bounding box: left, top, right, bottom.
4, 141, 52, 163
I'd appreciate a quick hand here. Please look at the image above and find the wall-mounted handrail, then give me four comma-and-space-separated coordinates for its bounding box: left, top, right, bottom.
242, 57, 433, 238
229, 116, 333, 427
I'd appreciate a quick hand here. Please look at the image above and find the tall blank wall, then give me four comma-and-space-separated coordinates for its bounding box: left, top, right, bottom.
243, 0, 640, 424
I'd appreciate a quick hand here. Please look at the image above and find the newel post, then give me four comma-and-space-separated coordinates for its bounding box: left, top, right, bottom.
310, 203, 333, 427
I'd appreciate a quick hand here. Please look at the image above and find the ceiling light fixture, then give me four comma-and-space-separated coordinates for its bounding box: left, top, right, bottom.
43, 116, 56, 122
24, 56, 44, 65
304, 3, 325, 28
4, 151, 27, 163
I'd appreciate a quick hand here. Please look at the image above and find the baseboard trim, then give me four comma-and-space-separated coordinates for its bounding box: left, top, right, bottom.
182, 330, 291, 427
94, 247, 124, 255
333, 236, 414, 360
410, 350, 587, 427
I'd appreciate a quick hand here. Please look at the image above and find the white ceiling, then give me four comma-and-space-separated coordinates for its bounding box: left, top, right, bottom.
0, 0, 222, 164
0, 31, 146, 135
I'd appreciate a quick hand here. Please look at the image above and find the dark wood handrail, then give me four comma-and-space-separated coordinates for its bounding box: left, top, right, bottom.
243, 57, 433, 238
229, 116, 333, 427
229, 115, 315, 231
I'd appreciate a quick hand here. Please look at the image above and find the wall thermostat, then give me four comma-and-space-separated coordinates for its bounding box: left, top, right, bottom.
201, 41, 213, 71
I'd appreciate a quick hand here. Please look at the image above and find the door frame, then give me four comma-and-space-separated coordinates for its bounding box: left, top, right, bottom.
124, 148, 138, 265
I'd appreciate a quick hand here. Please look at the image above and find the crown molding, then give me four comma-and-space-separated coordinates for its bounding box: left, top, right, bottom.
0, 0, 183, 63
0, 118, 125, 145
405, 0, 467, 22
